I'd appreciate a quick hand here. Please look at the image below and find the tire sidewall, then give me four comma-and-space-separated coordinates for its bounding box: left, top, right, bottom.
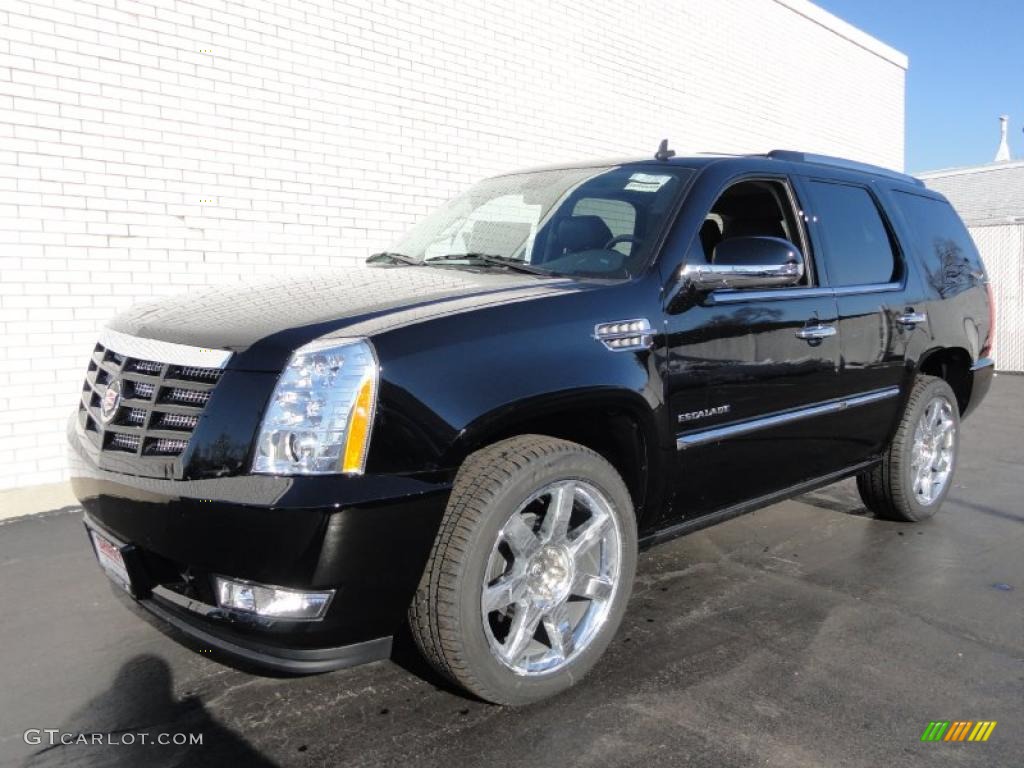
896, 379, 961, 521
453, 448, 637, 705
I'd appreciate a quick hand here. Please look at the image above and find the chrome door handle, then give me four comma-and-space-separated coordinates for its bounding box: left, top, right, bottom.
898, 311, 927, 326
795, 324, 837, 341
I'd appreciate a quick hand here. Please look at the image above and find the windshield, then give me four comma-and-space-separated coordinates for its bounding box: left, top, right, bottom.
383, 165, 692, 279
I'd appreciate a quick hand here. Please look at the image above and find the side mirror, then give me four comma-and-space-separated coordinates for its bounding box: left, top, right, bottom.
680, 236, 804, 292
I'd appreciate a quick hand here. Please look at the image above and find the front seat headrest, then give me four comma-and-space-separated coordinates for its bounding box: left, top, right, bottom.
554, 215, 614, 254
699, 219, 722, 260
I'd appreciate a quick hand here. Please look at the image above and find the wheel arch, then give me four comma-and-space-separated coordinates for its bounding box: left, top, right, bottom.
916, 346, 973, 414
445, 388, 668, 526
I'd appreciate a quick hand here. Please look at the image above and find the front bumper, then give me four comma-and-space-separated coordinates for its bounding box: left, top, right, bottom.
71, 424, 450, 672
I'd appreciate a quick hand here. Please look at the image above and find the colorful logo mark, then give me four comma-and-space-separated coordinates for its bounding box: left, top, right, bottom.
921, 721, 997, 742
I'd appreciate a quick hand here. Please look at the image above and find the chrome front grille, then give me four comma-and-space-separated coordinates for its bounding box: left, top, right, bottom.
77, 338, 226, 460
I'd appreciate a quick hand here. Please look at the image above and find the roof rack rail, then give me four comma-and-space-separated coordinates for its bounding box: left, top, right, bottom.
766, 149, 923, 187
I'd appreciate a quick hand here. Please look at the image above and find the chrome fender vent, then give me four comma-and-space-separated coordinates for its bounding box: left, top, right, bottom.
594, 319, 654, 351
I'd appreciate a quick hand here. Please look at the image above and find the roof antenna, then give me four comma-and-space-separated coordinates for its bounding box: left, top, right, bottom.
654, 138, 675, 162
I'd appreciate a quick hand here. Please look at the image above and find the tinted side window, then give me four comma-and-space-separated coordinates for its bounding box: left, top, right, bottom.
808, 181, 898, 286
892, 191, 985, 297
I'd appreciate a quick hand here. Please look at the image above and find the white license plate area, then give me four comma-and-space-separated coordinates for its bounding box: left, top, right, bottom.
90, 530, 132, 591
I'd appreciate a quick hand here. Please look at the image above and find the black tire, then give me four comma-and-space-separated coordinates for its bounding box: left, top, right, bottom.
857, 375, 960, 522
408, 435, 638, 705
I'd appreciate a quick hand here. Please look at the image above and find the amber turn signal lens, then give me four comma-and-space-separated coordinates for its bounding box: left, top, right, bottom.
342, 376, 376, 474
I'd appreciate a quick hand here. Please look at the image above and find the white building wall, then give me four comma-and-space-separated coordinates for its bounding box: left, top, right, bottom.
970, 224, 1024, 372
0, 0, 906, 489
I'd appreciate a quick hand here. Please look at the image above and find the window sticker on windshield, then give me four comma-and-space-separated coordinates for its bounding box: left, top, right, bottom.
624, 173, 672, 192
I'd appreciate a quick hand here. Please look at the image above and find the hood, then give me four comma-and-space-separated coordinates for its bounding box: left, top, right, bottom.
107, 265, 581, 368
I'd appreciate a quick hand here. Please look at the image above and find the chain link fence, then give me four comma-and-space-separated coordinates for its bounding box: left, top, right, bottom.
971, 223, 1024, 372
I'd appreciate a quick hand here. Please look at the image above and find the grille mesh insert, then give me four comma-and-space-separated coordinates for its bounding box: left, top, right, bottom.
146, 438, 190, 455
130, 359, 163, 374
162, 387, 211, 406
125, 408, 147, 426
172, 365, 222, 381
108, 433, 141, 452
130, 381, 156, 400
156, 412, 199, 431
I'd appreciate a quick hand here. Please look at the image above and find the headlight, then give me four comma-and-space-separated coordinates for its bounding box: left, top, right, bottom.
252, 338, 379, 475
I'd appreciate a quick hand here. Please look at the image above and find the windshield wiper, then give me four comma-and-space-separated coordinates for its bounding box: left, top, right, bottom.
367, 251, 423, 266
424, 252, 555, 276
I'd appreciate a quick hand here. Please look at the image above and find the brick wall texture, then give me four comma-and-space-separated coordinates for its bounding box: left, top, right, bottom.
0, 0, 905, 489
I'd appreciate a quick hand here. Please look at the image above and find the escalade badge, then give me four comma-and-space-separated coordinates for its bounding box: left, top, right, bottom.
100, 379, 122, 424
678, 404, 730, 424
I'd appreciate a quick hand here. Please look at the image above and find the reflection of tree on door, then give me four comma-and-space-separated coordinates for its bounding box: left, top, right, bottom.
927, 237, 973, 298
704, 306, 785, 338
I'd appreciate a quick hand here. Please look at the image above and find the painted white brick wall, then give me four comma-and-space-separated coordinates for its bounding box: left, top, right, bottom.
968, 224, 1024, 372
0, 0, 905, 490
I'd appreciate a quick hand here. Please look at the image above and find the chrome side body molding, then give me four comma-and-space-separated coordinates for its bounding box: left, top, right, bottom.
676, 386, 901, 450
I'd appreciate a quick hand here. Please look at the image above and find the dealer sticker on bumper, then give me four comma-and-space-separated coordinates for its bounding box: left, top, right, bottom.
89, 530, 131, 591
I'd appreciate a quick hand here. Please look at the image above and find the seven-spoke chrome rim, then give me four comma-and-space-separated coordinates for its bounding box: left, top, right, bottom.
911, 395, 957, 506
481, 480, 622, 676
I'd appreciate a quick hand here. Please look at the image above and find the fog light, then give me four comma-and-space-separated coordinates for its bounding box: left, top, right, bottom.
214, 576, 334, 620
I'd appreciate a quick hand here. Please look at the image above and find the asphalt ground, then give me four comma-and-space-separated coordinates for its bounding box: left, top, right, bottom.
2, 377, 1022, 768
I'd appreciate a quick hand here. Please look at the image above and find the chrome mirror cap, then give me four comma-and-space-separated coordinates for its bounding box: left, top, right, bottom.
680, 236, 805, 292
680, 260, 804, 291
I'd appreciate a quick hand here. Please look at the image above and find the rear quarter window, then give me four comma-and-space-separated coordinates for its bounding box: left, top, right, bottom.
892, 191, 986, 297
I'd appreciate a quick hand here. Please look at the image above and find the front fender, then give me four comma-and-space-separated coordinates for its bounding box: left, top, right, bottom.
364, 279, 670, 475
450, 384, 665, 465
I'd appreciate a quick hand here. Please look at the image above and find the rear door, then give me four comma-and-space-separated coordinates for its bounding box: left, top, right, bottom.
795, 176, 923, 465
887, 188, 992, 363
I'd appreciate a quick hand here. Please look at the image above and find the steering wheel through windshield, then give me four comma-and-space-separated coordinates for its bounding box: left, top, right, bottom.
603, 234, 641, 252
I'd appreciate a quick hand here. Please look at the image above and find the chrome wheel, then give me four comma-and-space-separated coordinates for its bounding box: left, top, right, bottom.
481, 480, 622, 676
910, 395, 957, 506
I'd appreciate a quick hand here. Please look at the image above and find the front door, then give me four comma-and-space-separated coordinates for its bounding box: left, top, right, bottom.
660, 175, 844, 524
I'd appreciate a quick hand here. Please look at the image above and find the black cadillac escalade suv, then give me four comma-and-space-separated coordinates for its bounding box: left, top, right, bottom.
70, 148, 994, 705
